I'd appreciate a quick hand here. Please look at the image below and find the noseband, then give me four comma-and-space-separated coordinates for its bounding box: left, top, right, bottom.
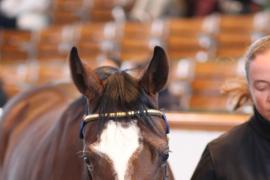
80, 108, 170, 180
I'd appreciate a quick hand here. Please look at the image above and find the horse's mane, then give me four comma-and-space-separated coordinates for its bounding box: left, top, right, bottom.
91, 66, 161, 135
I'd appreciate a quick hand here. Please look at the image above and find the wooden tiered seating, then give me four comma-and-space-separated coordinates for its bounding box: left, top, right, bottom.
0, 62, 33, 97
89, 0, 117, 22
214, 15, 254, 58
169, 59, 194, 109
188, 60, 242, 111
34, 25, 75, 61
0, 61, 70, 97
0, 14, 258, 111
89, 0, 134, 22
215, 32, 251, 58
51, 0, 90, 24
76, 22, 118, 62
36, 61, 70, 85
165, 18, 213, 60
0, 30, 33, 62
218, 15, 254, 33
119, 21, 165, 61
52, 0, 134, 24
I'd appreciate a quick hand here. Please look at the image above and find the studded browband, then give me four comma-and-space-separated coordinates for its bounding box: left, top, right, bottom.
83, 109, 164, 123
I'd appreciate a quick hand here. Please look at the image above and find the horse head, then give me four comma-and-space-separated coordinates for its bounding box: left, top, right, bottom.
69, 46, 172, 180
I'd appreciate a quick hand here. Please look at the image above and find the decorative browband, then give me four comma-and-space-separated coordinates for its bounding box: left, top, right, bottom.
80, 109, 170, 139
83, 109, 164, 123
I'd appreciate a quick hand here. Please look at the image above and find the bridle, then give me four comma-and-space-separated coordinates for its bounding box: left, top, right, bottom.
79, 108, 170, 180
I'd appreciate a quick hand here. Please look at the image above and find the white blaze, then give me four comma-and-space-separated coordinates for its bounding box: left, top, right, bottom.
92, 120, 140, 180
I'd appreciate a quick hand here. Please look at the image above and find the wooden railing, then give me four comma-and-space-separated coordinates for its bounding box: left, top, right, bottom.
167, 111, 250, 131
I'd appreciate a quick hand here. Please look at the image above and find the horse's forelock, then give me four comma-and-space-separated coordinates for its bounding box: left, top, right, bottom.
90, 70, 162, 136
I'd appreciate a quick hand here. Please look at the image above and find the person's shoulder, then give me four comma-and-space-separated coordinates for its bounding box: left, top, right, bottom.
202, 117, 254, 175
208, 118, 252, 152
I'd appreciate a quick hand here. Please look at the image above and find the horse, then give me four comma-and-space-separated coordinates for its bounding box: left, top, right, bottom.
0, 82, 79, 178
1, 46, 174, 180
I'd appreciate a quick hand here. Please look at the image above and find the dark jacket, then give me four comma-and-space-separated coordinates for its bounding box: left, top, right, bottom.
191, 109, 270, 180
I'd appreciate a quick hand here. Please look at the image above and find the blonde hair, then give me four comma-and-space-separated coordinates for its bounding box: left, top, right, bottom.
222, 36, 270, 111
245, 36, 270, 81
221, 78, 251, 111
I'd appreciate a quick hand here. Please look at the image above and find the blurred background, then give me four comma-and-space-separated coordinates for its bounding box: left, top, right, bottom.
0, 0, 269, 179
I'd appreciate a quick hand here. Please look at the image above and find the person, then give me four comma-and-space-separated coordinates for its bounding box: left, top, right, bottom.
0, 0, 51, 30
129, 0, 186, 21
187, 0, 265, 17
191, 35, 270, 179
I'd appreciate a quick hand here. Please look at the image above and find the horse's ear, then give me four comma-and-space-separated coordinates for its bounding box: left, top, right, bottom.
69, 47, 102, 98
139, 46, 169, 94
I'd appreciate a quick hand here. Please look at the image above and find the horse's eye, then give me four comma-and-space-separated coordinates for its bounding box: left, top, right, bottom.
83, 155, 89, 162
81, 152, 90, 162
160, 152, 169, 162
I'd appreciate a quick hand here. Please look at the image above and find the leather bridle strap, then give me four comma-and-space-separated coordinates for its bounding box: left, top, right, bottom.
84, 109, 164, 122
83, 156, 93, 180
163, 162, 169, 180
79, 109, 170, 139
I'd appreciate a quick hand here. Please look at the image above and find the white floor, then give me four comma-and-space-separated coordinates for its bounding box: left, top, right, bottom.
168, 130, 223, 180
